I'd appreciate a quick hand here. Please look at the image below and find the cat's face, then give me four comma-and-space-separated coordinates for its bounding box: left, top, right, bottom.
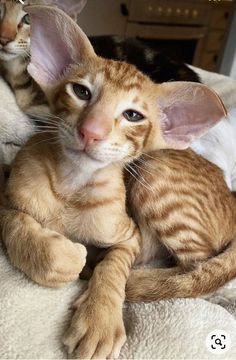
52, 59, 161, 169
27, 5, 226, 173
0, 2, 30, 61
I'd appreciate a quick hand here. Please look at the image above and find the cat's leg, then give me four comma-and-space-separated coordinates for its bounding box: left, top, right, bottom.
0, 208, 87, 287
63, 221, 141, 359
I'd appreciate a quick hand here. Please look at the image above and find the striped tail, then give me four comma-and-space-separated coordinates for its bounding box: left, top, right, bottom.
126, 238, 236, 301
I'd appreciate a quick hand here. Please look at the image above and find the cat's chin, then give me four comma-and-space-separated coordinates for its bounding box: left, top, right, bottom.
0, 50, 21, 61
64, 146, 105, 167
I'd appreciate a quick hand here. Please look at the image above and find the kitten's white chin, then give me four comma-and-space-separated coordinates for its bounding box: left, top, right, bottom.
59, 148, 109, 193
64, 146, 108, 169
0, 50, 21, 61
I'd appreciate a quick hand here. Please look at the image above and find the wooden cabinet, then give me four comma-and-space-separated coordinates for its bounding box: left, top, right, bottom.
76, 0, 235, 72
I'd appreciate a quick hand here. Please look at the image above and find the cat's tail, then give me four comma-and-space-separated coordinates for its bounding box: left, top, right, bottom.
126, 238, 236, 301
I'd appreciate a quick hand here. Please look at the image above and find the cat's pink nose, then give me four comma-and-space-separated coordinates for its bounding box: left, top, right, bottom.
0, 37, 12, 46
79, 126, 105, 145
79, 114, 111, 145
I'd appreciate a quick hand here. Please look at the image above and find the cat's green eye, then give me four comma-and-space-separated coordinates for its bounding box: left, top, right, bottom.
123, 110, 144, 122
72, 84, 91, 101
22, 14, 30, 25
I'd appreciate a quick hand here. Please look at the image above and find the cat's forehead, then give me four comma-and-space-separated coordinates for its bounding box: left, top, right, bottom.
2, 1, 25, 21
72, 58, 150, 94
100, 59, 148, 90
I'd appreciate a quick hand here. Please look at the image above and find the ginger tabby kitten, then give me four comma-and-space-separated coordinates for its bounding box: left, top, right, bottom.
0, 5, 233, 359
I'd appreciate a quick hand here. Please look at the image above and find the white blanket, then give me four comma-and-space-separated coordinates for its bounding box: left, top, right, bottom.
0, 78, 35, 164
1, 68, 236, 359
0, 242, 236, 359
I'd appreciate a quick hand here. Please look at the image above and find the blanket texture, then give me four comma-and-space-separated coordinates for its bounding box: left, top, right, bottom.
1, 68, 236, 359
0, 242, 236, 359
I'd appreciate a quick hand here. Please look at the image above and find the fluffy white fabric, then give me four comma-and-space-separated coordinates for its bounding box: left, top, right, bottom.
1, 69, 236, 359
190, 66, 236, 192
0, 242, 236, 359
191, 109, 236, 191
0, 78, 34, 164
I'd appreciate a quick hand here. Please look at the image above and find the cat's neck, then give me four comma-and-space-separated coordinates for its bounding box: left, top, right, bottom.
55, 149, 125, 199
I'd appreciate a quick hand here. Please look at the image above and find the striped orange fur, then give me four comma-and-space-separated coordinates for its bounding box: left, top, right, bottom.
0, 5, 231, 359
126, 149, 236, 301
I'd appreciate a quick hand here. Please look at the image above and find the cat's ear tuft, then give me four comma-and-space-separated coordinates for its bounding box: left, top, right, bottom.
47, 0, 87, 16
26, 5, 95, 88
156, 81, 226, 149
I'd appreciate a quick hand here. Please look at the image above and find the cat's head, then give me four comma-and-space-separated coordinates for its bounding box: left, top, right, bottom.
26, 5, 226, 171
0, 1, 30, 60
0, 0, 87, 61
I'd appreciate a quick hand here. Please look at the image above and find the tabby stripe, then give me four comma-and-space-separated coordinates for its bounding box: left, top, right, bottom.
142, 121, 152, 148
126, 135, 139, 153
161, 224, 211, 246
175, 247, 207, 255
75, 197, 120, 210
147, 200, 201, 221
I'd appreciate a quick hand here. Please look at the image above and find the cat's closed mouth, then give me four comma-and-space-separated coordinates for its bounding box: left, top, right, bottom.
65, 146, 101, 163
0, 48, 15, 55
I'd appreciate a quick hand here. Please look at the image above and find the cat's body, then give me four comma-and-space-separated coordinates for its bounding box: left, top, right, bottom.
0, 5, 234, 359
126, 149, 236, 300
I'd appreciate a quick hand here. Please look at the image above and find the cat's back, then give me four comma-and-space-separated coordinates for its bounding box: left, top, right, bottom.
129, 149, 229, 194
127, 149, 236, 250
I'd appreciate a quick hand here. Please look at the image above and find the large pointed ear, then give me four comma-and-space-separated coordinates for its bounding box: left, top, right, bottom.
157, 81, 226, 149
25, 5, 95, 88
46, 0, 87, 16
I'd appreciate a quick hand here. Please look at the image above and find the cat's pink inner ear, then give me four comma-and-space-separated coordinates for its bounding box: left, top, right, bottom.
157, 82, 226, 149
26, 5, 95, 87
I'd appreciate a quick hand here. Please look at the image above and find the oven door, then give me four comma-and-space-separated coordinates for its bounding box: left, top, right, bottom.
125, 23, 207, 65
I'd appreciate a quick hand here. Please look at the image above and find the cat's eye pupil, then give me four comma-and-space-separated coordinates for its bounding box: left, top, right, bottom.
22, 14, 30, 25
72, 84, 91, 101
123, 110, 144, 122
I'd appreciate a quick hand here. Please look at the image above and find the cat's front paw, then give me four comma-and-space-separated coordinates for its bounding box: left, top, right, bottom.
32, 230, 87, 287
63, 290, 126, 359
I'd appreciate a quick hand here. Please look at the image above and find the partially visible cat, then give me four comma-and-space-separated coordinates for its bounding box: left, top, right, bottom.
1, 5, 234, 359
0, 0, 87, 117
0, 1, 47, 115
89, 35, 200, 83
